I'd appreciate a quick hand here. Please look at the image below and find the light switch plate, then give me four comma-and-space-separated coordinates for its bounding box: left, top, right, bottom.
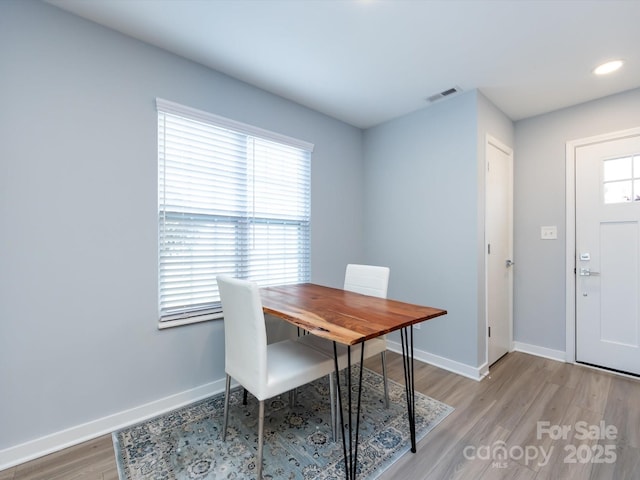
541, 226, 557, 240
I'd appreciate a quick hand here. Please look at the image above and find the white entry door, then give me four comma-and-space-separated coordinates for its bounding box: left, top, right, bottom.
486, 137, 513, 366
576, 133, 640, 375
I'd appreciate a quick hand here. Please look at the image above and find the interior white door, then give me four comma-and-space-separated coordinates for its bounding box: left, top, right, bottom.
486, 138, 513, 366
576, 133, 640, 375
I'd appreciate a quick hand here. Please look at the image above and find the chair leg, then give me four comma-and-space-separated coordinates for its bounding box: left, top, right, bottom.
329, 372, 337, 442
257, 400, 265, 479
381, 351, 390, 408
243, 387, 248, 405
222, 374, 231, 440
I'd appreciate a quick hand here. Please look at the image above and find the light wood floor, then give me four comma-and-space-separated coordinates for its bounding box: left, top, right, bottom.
2, 351, 639, 479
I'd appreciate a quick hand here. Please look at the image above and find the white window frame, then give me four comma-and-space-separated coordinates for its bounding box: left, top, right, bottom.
157, 99, 313, 329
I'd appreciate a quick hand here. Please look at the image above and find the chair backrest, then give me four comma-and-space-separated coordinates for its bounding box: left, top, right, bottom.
216, 275, 268, 392
344, 264, 390, 299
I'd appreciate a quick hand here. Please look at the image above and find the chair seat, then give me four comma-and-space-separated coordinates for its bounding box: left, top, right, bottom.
297, 334, 387, 369
254, 339, 335, 400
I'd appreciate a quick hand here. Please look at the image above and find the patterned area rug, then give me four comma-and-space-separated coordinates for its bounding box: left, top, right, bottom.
113, 368, 453, 479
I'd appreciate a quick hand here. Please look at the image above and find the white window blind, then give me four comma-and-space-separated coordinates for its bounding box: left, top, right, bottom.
157, 99, 313, 325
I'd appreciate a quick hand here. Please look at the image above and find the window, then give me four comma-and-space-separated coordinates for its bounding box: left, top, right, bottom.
157, 99, 312, 327
603, 155, 640, 204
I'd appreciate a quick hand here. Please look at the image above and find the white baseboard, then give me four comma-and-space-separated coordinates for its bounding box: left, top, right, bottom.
386, 341, 566, 381
0, 377, 228, 471
512, 341, 567, 362
387, 340, 487, 381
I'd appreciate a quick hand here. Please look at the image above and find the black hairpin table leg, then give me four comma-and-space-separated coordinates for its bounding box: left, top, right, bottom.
400, 325, 417, 452
333, 341, 366, 479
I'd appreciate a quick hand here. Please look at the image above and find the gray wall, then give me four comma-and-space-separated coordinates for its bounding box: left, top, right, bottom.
362, 91, 481, 366
362, 91, 514, 369
0, 0, 363, 450
513, 87, 640, 352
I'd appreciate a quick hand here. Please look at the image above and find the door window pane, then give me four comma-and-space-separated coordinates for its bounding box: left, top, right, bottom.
603, 157, 632, 181
603, 155, 640, 204
604, 180, 632, 204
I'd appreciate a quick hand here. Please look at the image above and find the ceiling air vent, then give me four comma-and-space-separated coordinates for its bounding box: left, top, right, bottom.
426, 86, 462, 103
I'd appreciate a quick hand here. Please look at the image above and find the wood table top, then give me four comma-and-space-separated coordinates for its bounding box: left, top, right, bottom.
260, 283, 447, 346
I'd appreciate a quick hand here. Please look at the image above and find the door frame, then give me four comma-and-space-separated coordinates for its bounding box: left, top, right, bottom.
485, 134, 514, 366
565, 127, 640, 364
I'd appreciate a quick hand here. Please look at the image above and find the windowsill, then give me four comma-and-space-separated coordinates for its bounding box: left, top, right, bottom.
158, 312, 223, 330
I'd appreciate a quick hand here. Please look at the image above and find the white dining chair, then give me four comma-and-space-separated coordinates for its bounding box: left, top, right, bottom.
217, 275, 335, 479
297, 264, 391, 439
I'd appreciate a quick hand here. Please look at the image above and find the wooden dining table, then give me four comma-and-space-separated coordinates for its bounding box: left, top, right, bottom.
260, 283, 447, 479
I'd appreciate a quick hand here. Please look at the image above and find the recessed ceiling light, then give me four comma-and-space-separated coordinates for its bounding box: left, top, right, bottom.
593, 60, 624, 75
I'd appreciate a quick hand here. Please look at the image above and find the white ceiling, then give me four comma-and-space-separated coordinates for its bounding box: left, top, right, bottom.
47, 0, 640, 129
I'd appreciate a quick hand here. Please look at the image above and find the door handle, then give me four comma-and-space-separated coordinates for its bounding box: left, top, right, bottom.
579, 268, 600, 276
506, 259, 515, 268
